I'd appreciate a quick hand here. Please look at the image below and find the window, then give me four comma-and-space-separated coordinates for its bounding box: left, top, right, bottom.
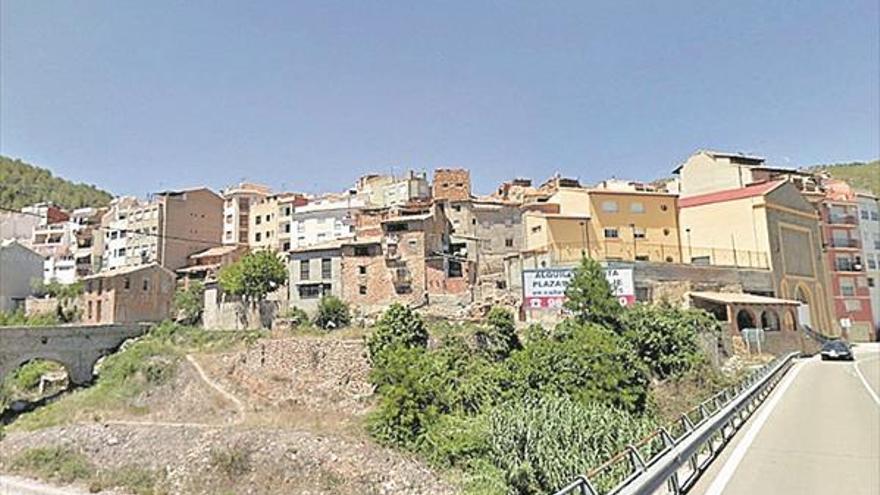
282, 241, 291, 251
604, 228, 619, 239
283, 223, 291, 233
861, 209, 869, 220
359, 265, 367, 275
256, 216, 262, 225
452, 205, 461, 212
660, 204, 669, 212
633, 227, 646, 239
601, 201, 618, 212
321, 258, 332, 279
265, 214, 271, 222
298, 284, 322, 299
448, 260, 463, 278
868, 277, 876, 288
124, 277, 131, 290
359, 285, 368, 295
635, 255, 649, 261
142, 278, 149, 291
630, 202, 645, 213
300, 260, 310, 280
386, 222, 408, 232
868, 257, 878, 270
663, 228, 671, 236
255, 232, 262, 242
354, 246, 370, 257
531, 225, 542, 233
505, 238, 514, 248
840, 278, 855, 296
635, 287, 651, 302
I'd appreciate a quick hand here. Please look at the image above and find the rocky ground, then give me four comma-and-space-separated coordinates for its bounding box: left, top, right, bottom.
0, 336, 456, 495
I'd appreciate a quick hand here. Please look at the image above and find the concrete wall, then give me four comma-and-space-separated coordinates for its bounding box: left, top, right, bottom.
203, 285, 280, 330
0, 242, 44, 312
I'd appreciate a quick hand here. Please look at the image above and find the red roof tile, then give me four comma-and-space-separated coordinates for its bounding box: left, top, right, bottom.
679, 180, 785, 208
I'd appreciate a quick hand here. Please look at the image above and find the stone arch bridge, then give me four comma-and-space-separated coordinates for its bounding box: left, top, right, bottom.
0, 324, 148, 385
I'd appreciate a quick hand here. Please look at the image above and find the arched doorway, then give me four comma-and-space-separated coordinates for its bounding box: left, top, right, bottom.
761, 309, 781, 331
795, 285, 813, 328
736, 309, 756, 331
783, 309, 797, 332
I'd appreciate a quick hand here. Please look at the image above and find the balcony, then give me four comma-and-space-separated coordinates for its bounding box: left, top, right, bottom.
828, 214, 857, 225
828, 238, 860, 249
384, 235, 401, 261
835, 261, 864, 272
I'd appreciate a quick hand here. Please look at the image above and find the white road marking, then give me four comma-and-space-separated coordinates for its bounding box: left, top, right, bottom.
702, 359, 806, 495
853, 355, 880, 407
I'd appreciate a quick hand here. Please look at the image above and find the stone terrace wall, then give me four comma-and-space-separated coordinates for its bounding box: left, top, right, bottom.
205, 337, 373, 416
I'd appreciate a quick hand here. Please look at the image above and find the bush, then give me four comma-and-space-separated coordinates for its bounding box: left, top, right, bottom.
484, 395, 656, 495
621, 304, 718, 380
9, 360, 65, 393
504, 322, 650, 413
366, 303, 428, 363
282, 306, 310, 327
210, 446, 252, 477
475, 307, 522, 361
313, 295, 351, 329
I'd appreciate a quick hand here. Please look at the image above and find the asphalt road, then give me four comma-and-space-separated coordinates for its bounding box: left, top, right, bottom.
691, 343, 880, 495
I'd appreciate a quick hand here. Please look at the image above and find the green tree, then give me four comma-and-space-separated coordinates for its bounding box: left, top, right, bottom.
0, 156, 113, 210
173, 282, 205, 325
563, 257, 622, 329
218, 251, 287, 303
621, 303, 719, 379
475, 306, 521, 361
313, 295, 351, 329
366, 303, 429, 363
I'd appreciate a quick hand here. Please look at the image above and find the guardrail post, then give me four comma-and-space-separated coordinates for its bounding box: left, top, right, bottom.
627, 445, 647, 473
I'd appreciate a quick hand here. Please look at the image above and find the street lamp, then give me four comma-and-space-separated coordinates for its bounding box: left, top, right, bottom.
579, 219, 591, 258
630, 223, 637, 260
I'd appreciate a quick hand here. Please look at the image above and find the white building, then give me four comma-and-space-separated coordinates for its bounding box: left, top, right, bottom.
289, 194, 365, 249
0, 240, 43, 312
857, 192, 880, 329
355, 171, 430, 208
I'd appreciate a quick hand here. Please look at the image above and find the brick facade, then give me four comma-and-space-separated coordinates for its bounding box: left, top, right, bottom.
432, 168, 471, 202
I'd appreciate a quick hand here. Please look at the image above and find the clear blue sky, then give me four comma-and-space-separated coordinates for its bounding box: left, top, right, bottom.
2, 1, 878, 197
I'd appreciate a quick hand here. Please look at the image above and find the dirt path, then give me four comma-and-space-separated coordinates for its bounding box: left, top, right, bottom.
0, 475, 90, 495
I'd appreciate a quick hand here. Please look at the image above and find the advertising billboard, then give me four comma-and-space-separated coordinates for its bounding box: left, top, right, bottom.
522, 266, 635, 309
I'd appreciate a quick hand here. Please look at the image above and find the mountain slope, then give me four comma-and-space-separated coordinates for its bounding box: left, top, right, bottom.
807, 160, 880, 196
0, 156, 113, 210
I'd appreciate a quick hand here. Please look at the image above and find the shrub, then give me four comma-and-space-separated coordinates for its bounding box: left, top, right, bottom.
210, 447, 252, 477
11, 446, 95, 484
484, 395, 656, 495
504, 322, 649, 413
621, 304, 718, 380
366, 303, 428, 363
563, 257, 622, 329
282, 306, 310, 327
475, 307, 522, 361
313, 295, 350, 329
10, 360, 65, 393
173, 281, 204, 325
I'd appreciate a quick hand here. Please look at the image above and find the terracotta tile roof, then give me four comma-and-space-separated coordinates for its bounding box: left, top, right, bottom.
679, 180, 785, 208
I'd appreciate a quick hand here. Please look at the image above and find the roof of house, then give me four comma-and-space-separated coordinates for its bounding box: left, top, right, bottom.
288, 239, 347, 253
83, 263, 175, 280
381, 212, 433, 223
673, 149, 767, 173
190, 245, 243, 259
689, 291, 801, 306
678, 180, 786, 208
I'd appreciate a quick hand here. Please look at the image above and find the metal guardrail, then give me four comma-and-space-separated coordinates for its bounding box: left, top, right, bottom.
553, 352, 799, 495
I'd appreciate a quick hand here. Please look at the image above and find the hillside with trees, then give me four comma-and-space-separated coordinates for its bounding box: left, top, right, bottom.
807, 159, 880, 196
0, 156, 113, 210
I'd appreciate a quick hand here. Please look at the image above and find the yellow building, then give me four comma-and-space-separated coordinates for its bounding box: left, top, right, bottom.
248, 193, 307, 251
522, 184, 682, 264
679, 180, 836, 333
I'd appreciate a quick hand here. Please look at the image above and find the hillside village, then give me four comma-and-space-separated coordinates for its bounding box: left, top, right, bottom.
2, 149, 879, 343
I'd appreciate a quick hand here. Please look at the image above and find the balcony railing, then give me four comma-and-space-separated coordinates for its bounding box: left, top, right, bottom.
828, 214, 858, 225
835, 261, 864, 272
539, 241, 770, 270
829, 238, 860, 249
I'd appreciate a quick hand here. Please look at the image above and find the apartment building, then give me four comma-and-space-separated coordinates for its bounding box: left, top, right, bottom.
249, 193, 308, 251
338, 203, 466, 311
100, 188, 223, 272
221, 182, 271, 246
288, 241, 344, 313
288, 194, 364, 250
857, 192, 880, 331
0, 210, 39, 243
355, 171, 430, 208
521, 182, 682, 265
